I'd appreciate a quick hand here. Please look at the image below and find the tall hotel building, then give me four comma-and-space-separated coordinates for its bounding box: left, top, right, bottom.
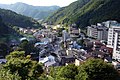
106, 21, 120, 60
87, 23, 108, 41
87, 21, 120, 60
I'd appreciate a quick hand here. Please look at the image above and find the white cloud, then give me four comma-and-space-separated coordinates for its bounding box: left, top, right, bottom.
0, 0, 77, 7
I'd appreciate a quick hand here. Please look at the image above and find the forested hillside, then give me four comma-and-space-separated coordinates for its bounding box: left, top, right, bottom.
46, 0, 90, 25
0, 8, 41, 28
0, 2, 60, 20
0, 16, 10, 37
0, 16, 19, 42
46, 0, 120, 28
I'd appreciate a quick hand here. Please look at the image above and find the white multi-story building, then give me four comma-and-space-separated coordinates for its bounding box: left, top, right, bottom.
87, 20, 120, 60
113, 31, 120, 60
106, 21, 120, 60
87, 24, 108, 40
107, 21, 120, 48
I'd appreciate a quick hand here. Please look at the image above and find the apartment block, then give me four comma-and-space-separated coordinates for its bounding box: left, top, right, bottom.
106, 21, 120, 60
113, 31, 120, 60
87, 24, 108, 40
107, 21, 120, 48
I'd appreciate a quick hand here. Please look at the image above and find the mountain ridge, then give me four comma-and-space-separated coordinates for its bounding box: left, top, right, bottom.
0, 2, 60, 20
0, 8, 41, 28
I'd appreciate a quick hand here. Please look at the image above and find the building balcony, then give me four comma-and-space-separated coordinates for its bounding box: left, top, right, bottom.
117, 46, 120, 49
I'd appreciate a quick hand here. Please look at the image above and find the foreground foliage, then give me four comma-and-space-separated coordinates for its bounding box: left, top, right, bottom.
0, 51, 44, 80
0, 51, 119, 80
76, 59, 119, 80
49, 58, 120, 80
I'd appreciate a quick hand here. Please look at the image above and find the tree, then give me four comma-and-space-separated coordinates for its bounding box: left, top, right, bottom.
57, 28, 65, 37
59, 64, 78, 80
52, 64, 78, 80
6, 51, 25, 60
77, 39, 85, 46
49, 66, 62, 79
75, 58, 119, 80
0, 69, 21, 80
0, 42, 9, 57
1, 51, 44, 80
19, 40, 36, 56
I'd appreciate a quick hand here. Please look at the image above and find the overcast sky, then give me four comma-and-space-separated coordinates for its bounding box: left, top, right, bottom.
0, 0, 77, 7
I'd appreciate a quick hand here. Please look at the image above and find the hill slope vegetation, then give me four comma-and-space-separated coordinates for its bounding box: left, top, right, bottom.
0, 8, 41, 28
0, 16, 11, 37
46, 0, 120, 28
0, 16, 19, 42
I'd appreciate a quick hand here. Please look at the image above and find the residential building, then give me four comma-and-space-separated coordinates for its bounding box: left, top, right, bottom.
112, 61, 120, 69
39, 55, 56, 67
69, 25, 80, 38
87, 24, 108, 40
112, 31, 120, 60
107, 21, 120, 48
62, 30, 69, 48
106, 21, 120, 60
87, 25, 97, 39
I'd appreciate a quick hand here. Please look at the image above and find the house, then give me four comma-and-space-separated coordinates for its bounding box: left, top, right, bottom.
41, 38, 52, 43
39, 55, 56, 67
74, 50, 91, 66
34, 42, 48, 47
112, 61, 120, 70
60, 55, 75, 66
63, 49, 88, 66
9, 39, 19, 46
69, 26, 80, 38
58, 49, 75, 65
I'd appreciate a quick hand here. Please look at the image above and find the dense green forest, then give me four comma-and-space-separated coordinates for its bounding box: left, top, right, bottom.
0, 8, 41, 28
46, 0, 120, 28
0, 16, 10, 37
0, 16, 17, 38
0, 15, 21, 43
0, 2, 60, 20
